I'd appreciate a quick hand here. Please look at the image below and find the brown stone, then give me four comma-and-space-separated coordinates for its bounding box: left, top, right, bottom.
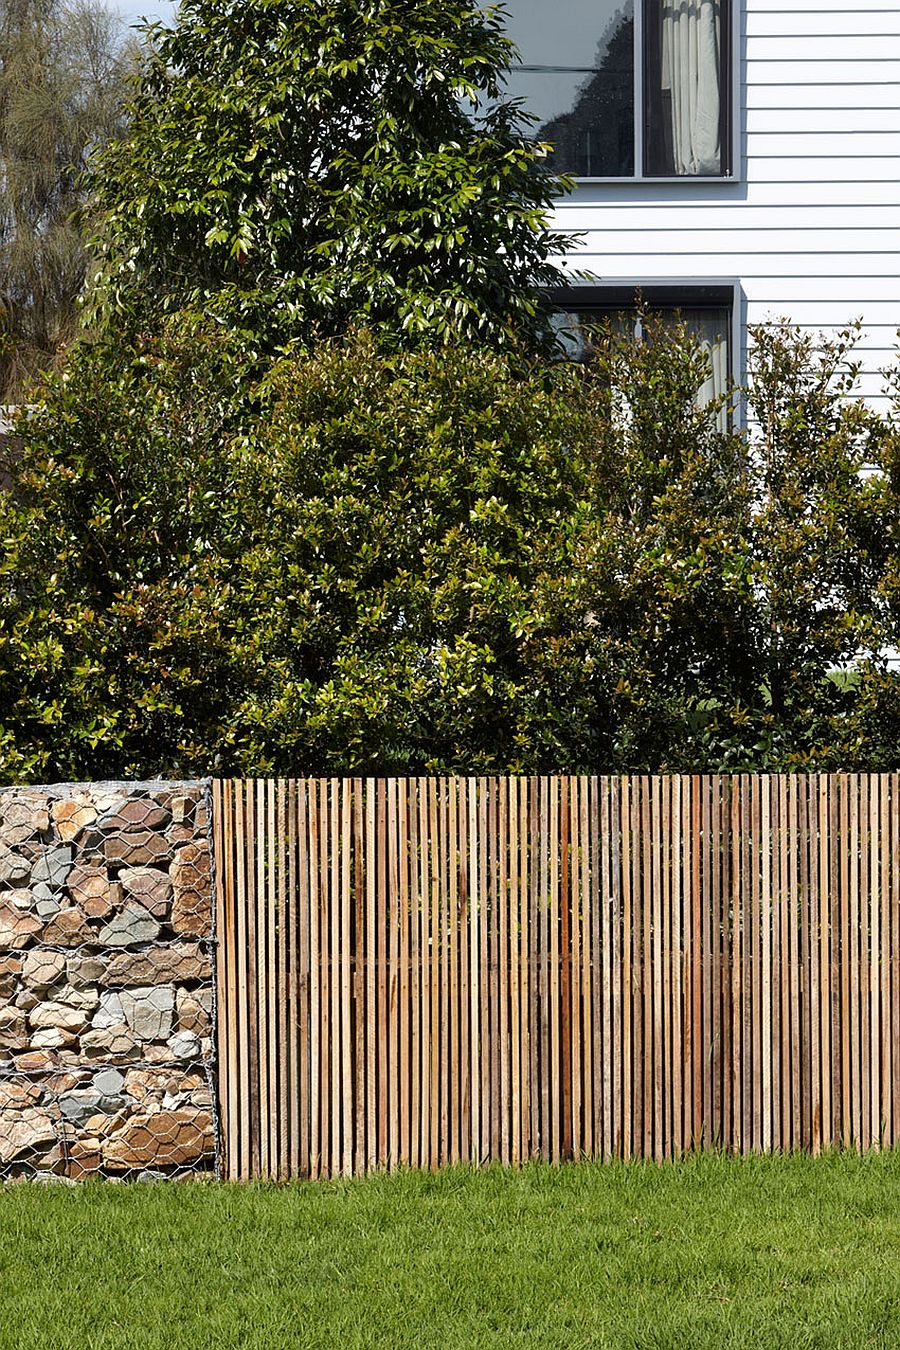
43, 1071, 86, 1095
0, 1080, 40, 1110
29, 1002, 89, 1034
41, 907, 93, 947
170, 796, 195, 826
0, 1107, 57, 1163
84, 1110, 129, 1138
0, 953, 21, 1000
67, 1139, 102, 1177
124, 1067, 205, 1102
14, 1050, 55, 1072
97, 800, 171, 834
31, 1027, 78, 1049
102, 942, 208, 987
170, 842, 212, 936
117, 867, 172, 918
79, 1023, 139, 1060
51, 798, 98, 842
102, 1109, 213, 1169
66, 864, 117, 919
0, 903, 42, 949
0, 794, 50, 833
104, 831, 169, 867
21, 949, 67, 991
165, 823, 195, 845
0, 822, 39, 848
175, 987, 211, 1037
0, 1006, 28, 1049
14, 989, 39, 1012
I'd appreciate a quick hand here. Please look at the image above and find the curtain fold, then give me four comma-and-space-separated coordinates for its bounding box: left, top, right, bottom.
661, 0, 721, 176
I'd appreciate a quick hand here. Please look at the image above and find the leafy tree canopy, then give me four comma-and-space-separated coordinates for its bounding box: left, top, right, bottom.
3, 320, 900, 783
85, 0, 574, 355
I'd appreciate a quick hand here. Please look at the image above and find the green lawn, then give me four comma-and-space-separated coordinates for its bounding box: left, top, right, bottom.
2, 1152, 900, 1348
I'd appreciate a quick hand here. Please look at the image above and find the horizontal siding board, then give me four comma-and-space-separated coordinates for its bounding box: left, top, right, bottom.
548, 0, 900, 398
746, 12, 900, 36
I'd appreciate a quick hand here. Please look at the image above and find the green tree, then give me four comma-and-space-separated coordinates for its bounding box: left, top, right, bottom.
85, 0, 573, 354
3, 319, 899, 783
0, 0, 131, 397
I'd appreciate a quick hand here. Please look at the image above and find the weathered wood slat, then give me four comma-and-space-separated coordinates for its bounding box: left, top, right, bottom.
213, 774, 900, 1179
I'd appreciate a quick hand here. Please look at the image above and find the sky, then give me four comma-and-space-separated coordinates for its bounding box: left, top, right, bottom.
116, 0, 176, 28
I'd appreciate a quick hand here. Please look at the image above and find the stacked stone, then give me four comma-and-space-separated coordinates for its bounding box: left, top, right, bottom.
0, 782, 216, 1180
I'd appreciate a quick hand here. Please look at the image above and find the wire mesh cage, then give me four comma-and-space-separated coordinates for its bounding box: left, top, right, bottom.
0, 782, 217, 1182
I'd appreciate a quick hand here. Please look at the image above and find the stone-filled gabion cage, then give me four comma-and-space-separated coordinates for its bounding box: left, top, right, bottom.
0, 781, 217, 1181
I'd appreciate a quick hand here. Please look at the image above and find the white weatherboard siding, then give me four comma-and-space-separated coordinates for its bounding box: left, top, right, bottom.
551, 0, 900, 405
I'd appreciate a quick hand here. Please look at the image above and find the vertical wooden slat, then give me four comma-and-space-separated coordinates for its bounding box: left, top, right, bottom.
520, 777, 532, 1160
468, 778, 480, 1164
419, 777, 431, 1171
579, 778, 592, 1160
399, 781, 410, 1170
560, 777, 572, 1161
458, 779, 471, 1164
509, 777, 522, 1165
818, 775, 831, 1153
341, 780, 353, 1177
449, 779, 460, 1166
353, 780, 365, 1176
672, 776, 684, 1159
409, 779, 421, 1172
499, 777, 510, 1166
387, 778, 399, 1171
480, 777, 491, 1164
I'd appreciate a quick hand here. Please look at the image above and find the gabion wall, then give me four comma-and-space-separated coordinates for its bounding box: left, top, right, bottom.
0, 781, 216, 1181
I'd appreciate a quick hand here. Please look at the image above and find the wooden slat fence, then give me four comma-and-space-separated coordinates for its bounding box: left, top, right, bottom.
213, 775, 900, 1180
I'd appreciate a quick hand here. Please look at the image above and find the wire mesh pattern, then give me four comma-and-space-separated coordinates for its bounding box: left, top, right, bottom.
0, 782, 216, 1181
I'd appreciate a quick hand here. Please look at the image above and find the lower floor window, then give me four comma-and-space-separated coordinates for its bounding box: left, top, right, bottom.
546, 283, 735, 429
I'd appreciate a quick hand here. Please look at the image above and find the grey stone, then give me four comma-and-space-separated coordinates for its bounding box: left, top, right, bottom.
93, 991, 124, 1029
31, 846, 73, 888
35, 899, 61, 920
118, 986, 174, 1042
93, 1068, 125, 1096
67, 955, 106, 988
98, 904, 160, 948
167, 1032, 200, 1061
32, 882, 57, 903
58, 1091, 104, 1126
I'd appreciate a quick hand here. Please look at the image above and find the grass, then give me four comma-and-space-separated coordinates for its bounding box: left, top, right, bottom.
1, 1151, 900, 1348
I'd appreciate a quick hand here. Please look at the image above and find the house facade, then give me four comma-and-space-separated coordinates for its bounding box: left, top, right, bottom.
501, 0, 900, 412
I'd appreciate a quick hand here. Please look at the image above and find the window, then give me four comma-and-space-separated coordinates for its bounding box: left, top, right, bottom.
502, 0, 734, 179
546, 283, 736, 427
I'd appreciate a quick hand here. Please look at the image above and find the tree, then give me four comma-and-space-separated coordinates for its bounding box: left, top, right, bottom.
85, 0, 573, 355
4, 317, 898, 784
0, 0, 132, 397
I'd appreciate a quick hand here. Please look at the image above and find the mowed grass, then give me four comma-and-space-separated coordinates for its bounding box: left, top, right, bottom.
2, 1151, 900, 1349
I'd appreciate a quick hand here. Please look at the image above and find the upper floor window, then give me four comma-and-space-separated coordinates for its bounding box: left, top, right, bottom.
502, 0, 733, 180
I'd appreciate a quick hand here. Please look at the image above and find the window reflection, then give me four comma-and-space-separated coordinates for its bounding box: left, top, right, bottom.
503, 1, 635, 178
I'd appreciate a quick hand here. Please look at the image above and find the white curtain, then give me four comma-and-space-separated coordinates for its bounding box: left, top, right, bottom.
689, 312, 729, 430
661, 0, 721, 176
